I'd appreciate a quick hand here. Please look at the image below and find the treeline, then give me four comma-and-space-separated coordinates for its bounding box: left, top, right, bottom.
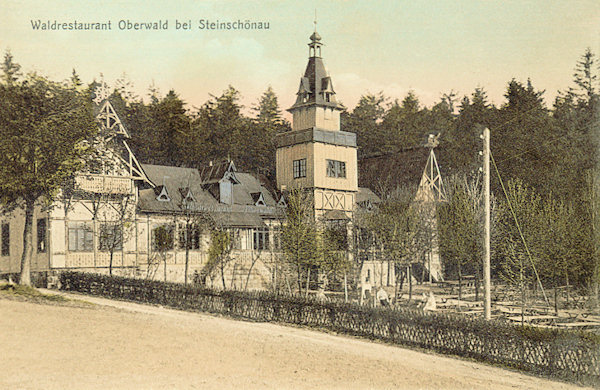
433, 49, 599, 297
98, 50, 597, 209
102, 82, 290, 182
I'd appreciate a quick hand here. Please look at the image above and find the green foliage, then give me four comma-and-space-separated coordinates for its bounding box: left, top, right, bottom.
0, 52, 97, 285
207, 230, 232, 269
245, 86, 291, 178
361, 187, 417, 266
319, 224, 351, 276
1, 50, 21, 85
204, 229, 233, 289
495, 179, 542, 286
153, 225, 174, 253
0, 282, 70, 303
0, 74, 97, 206
341, 92, 389, 157
438, 176, 484, 280
495, 179, 593, 292
280, 189, 320, 291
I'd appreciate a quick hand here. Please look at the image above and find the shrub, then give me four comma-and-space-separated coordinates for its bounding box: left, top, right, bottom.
59, 271, 600, 384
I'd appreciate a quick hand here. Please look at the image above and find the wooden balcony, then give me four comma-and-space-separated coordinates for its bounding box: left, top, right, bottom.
75, 175, 132, 194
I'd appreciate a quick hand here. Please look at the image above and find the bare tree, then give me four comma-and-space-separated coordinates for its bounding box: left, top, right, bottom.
98, 194, 135, 276
152, 224, 174, 282
360, 186, 419, 303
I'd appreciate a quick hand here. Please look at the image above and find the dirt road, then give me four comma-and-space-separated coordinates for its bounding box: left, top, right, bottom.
0, 292, 592, 389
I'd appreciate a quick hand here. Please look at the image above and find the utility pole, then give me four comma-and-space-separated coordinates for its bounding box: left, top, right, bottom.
482, 127, 491, 320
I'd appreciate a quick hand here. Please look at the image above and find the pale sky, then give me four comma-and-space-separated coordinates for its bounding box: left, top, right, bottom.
2, 0, 599, 117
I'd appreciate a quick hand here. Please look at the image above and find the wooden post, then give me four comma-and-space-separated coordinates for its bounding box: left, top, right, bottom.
483, 127, 491, 320
344, 271, 348, 303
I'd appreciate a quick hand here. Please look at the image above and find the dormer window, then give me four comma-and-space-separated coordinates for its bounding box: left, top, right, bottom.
179, 187, 196, 203
156, 185, 170, 202
251, 192, 266, 206
277, 195, 287, 207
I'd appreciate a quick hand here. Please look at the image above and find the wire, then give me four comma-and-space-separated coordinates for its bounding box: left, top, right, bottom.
491, 106, 598, 165
490, 150, 550, 307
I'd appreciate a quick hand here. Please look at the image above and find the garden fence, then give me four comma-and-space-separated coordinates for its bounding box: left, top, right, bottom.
59, 271, 600, 384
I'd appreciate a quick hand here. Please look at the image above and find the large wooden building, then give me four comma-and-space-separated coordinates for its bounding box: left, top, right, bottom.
0, 28, 445, 292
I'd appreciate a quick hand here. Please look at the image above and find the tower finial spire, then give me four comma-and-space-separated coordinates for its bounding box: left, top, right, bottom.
314, 9, 317, 32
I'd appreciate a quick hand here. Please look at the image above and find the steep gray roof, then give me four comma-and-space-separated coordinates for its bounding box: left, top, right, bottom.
234, 173, 277, 207
138, 164, 217, 213
358, 147, 431, 198
356, 187, 381, 204
137, 164, 282, 223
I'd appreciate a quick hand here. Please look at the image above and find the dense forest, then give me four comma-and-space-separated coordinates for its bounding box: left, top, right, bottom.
98, 50, 597, 207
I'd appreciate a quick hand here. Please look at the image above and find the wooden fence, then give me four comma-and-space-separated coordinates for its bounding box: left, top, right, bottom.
59, 271, 600, 385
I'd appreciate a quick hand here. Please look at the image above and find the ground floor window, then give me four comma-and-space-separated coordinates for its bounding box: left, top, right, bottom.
229, 229, 242, 250
272, 227, 281, 251
152, 224, 174, 251
178, 223, 200, 250
253, 229, 269, 251
37, 218, 47, 253
1, 223, 9, 256
68, 222, 93, 252
98, 223, 123, 252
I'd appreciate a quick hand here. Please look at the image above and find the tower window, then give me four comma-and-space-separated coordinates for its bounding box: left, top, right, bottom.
293, 159, 307, 179
326, 160, 346, 178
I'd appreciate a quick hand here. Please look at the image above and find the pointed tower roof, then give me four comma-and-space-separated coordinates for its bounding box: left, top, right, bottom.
288, 30, 344, 112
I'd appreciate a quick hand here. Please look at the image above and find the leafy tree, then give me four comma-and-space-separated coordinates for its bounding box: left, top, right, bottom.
438, 175, 486, 301
280, 189, 320, 294
205, 229, 233, 289
152, 224, 174, 282
495, 179, 542, 310
151, 90, 190, 166
317, 222, 351, 294
442, 89, 497, 176
382, 91, 431, 150
0, 57, 97, 285
536, 197, 591, 312
572, 48, 598, 106
70, 69, 83, 89
98, 194, 135, 276
493, 79, 570, 198
190, 86, 248, 167
360, 187, 419, 301
114, 72, 139, 104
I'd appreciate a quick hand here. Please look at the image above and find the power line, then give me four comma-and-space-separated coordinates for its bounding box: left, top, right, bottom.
490, 150, 550, 307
